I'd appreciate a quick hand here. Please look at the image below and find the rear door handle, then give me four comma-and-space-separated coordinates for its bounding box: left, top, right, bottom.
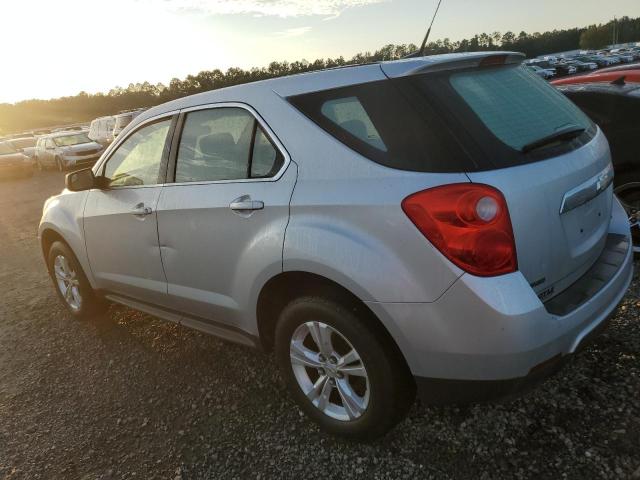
230, 197, 264, 212
131, 203, 153, 217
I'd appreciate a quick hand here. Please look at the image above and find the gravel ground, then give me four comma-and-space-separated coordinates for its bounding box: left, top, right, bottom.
0, 171, 638, 480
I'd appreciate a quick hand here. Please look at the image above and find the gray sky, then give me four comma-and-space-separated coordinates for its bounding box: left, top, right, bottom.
1, 0, 639, 103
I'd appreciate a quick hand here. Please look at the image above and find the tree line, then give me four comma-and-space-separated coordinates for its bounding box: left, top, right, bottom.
1, 15, 638, 135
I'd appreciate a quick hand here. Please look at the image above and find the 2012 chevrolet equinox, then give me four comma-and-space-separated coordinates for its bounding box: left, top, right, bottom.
39, 52, 633, 439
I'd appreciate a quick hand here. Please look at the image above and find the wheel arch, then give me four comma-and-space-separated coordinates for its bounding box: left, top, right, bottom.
256, 270, 412, 375
40, 227, 68, 262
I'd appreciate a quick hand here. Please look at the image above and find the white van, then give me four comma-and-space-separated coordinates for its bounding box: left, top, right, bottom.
88, 116, 116, 145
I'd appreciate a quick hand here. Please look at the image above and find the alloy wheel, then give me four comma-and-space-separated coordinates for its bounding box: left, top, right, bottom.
53, 254, 82, 311
289, 321, 369, 421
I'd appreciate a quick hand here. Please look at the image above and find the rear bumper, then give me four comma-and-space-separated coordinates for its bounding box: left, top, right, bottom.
366, 197, 633, 402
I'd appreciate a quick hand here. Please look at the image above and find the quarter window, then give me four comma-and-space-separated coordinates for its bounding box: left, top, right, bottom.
175, 107, 283, 183
103, 118, 171, 187
251, 127, 280, 178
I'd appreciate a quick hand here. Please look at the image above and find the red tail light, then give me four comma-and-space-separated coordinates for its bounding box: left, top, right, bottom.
401, 184, 517, 277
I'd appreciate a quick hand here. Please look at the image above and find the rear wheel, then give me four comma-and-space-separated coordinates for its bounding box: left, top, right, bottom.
47, 241, 106, 319
275, 296, 415, 440
614, 179, 640, 252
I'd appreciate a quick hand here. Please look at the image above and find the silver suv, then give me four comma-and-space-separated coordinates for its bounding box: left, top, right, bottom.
39, 52, 633, 439
35, 132, 105, 171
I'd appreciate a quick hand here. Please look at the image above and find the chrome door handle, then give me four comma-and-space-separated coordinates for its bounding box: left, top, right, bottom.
230, 198, 264, 211
131, 203, 153, 217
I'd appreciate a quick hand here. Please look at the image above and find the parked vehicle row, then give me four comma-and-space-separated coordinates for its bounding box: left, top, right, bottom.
1, 109, 146, 177
39, 52, 633, 439
525, 45, 640, 79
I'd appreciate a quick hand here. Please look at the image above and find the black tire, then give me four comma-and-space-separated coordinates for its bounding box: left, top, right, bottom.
47, 241, 106, 319
614, 173, 640, 253
275, 296, 415, 440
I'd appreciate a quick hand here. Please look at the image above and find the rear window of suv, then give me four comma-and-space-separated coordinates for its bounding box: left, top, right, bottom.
288, 64, 596, 173
449, 66, 592, 151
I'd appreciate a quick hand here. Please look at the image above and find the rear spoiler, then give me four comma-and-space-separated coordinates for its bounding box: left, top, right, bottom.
381, 51, 525, 78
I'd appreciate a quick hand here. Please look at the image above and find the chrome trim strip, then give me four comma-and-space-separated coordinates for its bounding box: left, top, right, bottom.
559, 163, 614, 215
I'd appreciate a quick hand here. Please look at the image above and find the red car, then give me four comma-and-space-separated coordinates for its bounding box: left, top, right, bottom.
551, 69, 640, 86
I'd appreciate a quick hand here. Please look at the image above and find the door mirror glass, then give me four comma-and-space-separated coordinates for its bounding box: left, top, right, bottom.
65, 168, 96, 192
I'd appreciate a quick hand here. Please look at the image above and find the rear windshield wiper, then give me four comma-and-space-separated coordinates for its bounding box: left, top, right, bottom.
521, 125, 586, 154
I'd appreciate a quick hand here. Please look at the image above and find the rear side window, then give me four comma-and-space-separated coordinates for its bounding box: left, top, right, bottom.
450, 67, 592, 151
288, 79, 475, 173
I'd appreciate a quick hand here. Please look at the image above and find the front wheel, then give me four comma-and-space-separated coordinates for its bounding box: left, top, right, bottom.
614, 180, 640, 253
47, 241, 106, 319
275, 296, 415, 440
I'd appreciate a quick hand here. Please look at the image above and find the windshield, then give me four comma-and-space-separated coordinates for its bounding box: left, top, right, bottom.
53, 133, 92, 147
0, 142, 17, 155
10, 138, 36, 149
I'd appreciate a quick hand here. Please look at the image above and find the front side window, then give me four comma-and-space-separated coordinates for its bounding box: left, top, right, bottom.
103, 118, 171, 187
175, 107, 283, 183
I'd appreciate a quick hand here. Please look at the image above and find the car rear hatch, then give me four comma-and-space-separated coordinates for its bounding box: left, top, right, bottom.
381, 53, 613, 300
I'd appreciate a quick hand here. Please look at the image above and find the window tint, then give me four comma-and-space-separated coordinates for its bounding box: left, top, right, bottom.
104, 119, 171, 187
175, 108, 283, 182
450, 66, 592, 151
176, 108, 254, 183
320, 97, 386, 151
288, 78, 475, 173
251, 127, 282, 178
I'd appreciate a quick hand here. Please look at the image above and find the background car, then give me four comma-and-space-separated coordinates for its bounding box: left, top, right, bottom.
35, 131, 105, 171
112, 109, 145, 139
88, 116, 116, 145
558, 81, 640, 250
565, 59, 598, 71
527, 64, 555, 79
0, 141, 33, 178
552, 70, 640, 86
553, 63, 578, 76
6, 136, 37, 166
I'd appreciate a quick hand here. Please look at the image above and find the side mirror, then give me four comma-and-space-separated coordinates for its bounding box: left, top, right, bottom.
66, 168, 101, 192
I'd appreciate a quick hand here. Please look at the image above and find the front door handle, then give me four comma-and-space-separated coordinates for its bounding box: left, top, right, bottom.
131, 203, 153, 217
230, 196, 264, 212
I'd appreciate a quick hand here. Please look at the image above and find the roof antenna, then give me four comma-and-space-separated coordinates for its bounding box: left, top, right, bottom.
418, 0, 444, 57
